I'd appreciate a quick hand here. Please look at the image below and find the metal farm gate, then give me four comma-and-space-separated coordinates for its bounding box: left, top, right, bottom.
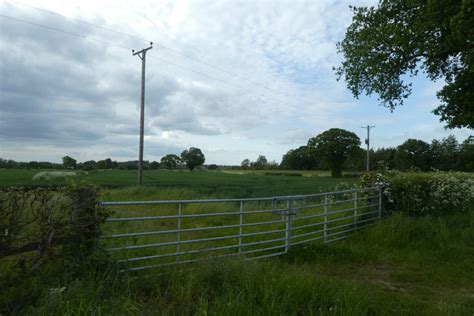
100, 187, 382, 272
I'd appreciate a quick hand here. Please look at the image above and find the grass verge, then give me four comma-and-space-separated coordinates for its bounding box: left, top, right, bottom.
2, 190, 473, 315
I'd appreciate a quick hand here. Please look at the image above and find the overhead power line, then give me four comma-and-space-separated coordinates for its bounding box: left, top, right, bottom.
10, 0, 317, 108
148, 54, 268, 98
11, 0, 148, 43
148, 54, 318, 116
0, 13, 320, 117
0, 14, 131, 50
0, 13, 261, 99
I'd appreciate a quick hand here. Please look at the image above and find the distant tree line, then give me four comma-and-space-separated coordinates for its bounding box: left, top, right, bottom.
0, 157, 163, 171
371, 136, 474, 172
2, 133, 472, 175
0, 147, 207, 172
0, 159, 63, 170
279, 130, 473, 174
240, 155, 279, 170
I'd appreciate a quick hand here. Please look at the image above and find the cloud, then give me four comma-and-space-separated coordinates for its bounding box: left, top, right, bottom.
278, 129, 313, 146
1, 0, 465, 164
159, 131, 179, 140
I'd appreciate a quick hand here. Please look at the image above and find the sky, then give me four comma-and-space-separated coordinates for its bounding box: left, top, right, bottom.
0, 0, 472, 165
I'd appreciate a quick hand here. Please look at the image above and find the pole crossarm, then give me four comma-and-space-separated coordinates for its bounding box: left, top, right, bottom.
133, 44, 153, 59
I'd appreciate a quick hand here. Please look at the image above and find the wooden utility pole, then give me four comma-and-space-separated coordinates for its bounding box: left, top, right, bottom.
361, 125, 375, 172
133, 43, 153, 186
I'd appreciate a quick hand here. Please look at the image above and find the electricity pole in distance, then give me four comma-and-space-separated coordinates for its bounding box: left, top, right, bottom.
133, 42, 153, 186
361, 125, 375, 172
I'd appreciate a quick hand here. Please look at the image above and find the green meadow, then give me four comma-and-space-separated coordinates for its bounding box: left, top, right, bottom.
0, 169, 355, 197
1, 171, 473, 314
2, 180, 473, 314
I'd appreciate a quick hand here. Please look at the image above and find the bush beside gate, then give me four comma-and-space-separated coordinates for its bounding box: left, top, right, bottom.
362, 171, 474, 217
0, 184, 107, 278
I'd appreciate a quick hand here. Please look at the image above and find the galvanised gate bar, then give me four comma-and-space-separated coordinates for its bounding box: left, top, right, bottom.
100, 187, 382, 272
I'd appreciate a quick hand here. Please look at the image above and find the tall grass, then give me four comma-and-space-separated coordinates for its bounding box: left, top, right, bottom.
20, 258, 427, 315
2, 183, 473, 314
3, 199, 473, 314
99, 187, 378, 272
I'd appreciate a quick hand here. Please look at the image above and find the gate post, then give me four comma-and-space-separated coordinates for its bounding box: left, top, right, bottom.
354, 192, 358, 229
323, 194, 328, 242
378, 188, 383, 220
238, 201, 243, 253
285, 199, 292, 253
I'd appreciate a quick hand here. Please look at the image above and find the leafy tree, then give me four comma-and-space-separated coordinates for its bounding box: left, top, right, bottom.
429, 135, 459, 170
307, 128, 361, 177
62, 156, 77, 169
241, 159, 250, 169
82, 160, 97, 171
280, 146, 319, 170
207, 164, 219, 170
345, 147, 365, 171
295, 146, 319, 170
97, 158, 116, 169
280, 149, 296, 170
160, 154, 182, 170
458, 136, 474, 171
96, 160, 107, 170
180, 148, 205, 171
27, 161, 39, 169
395, 139, 431, 171
252, 155, 268, 170
255, 155, 268, 169
429, 139, 444, 169
266, 160, 280, 170
336, 0, 474, 128
150, 161, 160, 170
371, 147, 397, 170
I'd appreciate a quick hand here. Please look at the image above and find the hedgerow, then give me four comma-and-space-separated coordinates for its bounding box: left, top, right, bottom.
0, 184, 108, 278
362, 171, 474, 216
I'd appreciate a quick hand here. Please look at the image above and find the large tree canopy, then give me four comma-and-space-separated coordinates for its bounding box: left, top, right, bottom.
336, 0, 474, 128
160, 154, 182, 170
308, 128, 361, 177
395, 138, 431, 171
181, 147, 205, 171
62, 156, 77, 169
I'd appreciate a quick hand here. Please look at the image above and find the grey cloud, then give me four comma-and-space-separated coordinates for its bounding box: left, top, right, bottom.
7, 0, 440, 165
107, 148, 136, 159
277, 129, 313, 145
106, 123, 138, 136
0, 8, 140, 151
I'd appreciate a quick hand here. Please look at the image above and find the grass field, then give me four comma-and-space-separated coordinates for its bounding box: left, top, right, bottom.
3, 187, 473, 314
0, 169, 356, 197
221, 169, 335, 176
1, 171, 473, 314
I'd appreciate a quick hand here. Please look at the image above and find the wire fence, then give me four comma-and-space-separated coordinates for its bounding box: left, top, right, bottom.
100, 187, 382, 272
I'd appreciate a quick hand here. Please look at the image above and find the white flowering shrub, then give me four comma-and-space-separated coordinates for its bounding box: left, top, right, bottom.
361, 172, 474, 216
32, 171, 77, 181
326, 181, 360, 201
